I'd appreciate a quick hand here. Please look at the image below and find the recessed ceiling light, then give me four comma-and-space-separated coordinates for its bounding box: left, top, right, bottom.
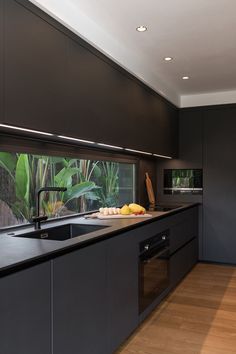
164, 57, 173, 61
136, 25, 147, 32
182, 76, 190, 80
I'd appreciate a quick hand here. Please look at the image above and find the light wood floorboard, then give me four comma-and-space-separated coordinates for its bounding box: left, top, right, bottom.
117, 263, 236, 354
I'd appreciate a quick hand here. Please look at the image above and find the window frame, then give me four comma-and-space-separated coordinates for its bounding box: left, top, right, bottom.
0, 132, 139, 232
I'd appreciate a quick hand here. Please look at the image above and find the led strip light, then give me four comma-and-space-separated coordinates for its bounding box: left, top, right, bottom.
0, 124, 172, 159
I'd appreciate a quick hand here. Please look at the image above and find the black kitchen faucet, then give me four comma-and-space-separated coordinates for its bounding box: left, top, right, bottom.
32, 187, 67, 230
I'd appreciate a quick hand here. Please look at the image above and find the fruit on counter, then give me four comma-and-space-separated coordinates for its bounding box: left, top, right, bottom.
128, 203, 146, 215
99, 203, 146, 216
99, 207, 121, 216
120, 204, 132, 215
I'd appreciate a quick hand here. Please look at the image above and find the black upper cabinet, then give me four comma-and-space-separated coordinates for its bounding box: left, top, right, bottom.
4, 0, 67, 132
179, 109, 203, 167
2, 0, 178, 156
65, 38, 178, 156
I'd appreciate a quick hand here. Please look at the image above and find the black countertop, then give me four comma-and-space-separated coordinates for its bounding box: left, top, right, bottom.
0, 203, 199, 277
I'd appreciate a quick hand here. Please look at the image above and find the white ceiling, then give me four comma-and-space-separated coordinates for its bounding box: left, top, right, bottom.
30, 0, 236, 107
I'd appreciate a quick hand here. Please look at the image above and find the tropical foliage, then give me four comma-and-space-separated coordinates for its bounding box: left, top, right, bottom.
0, 152, 132, 227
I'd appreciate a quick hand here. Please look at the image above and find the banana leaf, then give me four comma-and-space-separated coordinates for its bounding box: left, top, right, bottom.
64, 181, 97, 204
54, 167, 81, 188
0, 152, 16, 178
15, 154, 30, 203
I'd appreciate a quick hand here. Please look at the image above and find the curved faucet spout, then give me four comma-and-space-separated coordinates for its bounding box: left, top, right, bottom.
34, 187, 67, 230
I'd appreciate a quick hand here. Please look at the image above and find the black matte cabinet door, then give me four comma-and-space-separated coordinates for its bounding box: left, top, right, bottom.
0, 262, 51, 354
170, 238, 198, 288
108, 232, 139, 353
203, 108, 236, 263
0, 0, 3, 122
4, 0, 67, 132
53, 242, 109, 354
66, 38, 147, 150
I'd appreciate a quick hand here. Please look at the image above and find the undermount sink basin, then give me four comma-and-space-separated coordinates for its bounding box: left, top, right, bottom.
11, 223, 108, 241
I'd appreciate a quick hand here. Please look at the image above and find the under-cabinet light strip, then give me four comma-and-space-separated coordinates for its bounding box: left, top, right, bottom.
153, 153, 172, 159
125, 148, 152, 156
0, 123, 53, 136
97, 143, 123, 150
58, 135, 95, 144
0, 124, 173, 159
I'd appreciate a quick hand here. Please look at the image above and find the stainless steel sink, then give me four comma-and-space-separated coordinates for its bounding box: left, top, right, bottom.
11, 223, 108, 241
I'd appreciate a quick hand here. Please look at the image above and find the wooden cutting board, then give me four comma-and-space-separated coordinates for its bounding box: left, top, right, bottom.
85, 213, 152, 219
97, 213, 152, 219
145, 172, 156, 205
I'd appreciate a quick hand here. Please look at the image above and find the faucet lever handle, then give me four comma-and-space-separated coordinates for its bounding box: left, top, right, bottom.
31, 215, 48, 223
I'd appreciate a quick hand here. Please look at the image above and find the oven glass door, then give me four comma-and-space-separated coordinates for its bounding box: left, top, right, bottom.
139, 246, 169, 313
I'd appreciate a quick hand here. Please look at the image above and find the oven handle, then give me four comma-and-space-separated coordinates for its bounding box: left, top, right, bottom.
142, 246, 169, 264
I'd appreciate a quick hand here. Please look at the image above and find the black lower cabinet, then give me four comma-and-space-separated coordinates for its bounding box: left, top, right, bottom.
170, 238, 198, 288
0, 208, 199, 354
108, 232, 139, 353
53, 242, 109, 354
0, 262, 51, 354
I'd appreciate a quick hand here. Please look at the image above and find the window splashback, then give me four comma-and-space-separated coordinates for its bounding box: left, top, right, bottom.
164, 169, 203, 195
0, 152, 135, 228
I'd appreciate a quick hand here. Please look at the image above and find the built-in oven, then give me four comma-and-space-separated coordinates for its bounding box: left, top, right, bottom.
139, 230, 170, 314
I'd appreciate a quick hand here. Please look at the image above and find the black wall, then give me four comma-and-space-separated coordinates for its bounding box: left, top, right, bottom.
0, 0, 178, 157
157, 104, 236, 264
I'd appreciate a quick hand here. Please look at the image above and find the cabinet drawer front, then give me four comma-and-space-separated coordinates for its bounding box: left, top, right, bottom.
170, 208, 198, 253
170, 238, 198, 288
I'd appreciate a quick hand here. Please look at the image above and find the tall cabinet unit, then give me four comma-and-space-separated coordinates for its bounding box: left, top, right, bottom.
0, 0, 4, 122
203, 107, 236, 263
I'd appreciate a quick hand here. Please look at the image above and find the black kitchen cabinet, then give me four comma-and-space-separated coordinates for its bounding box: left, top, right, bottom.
0, 262, 51, 354
53, 242, 109, 354
170, 238, 198, 288
0, 0, 3, 122
1, 0, 178, 156
107, 232, 139, 353
169, 207, 198, 288
4, 0, 67, 132
170, 207, 198, 254
203, 107, 236, 263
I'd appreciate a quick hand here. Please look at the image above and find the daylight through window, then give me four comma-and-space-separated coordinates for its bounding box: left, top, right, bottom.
0, 152, 136, 228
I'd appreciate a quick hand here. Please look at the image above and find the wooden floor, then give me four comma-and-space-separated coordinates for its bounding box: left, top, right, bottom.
117, 263, 236, 354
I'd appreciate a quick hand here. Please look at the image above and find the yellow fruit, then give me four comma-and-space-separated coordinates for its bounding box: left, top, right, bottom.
120, 204, 131, 215
128, 203, 146, 214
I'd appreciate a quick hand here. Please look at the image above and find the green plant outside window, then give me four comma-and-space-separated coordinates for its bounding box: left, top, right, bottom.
0, 152, 135, 228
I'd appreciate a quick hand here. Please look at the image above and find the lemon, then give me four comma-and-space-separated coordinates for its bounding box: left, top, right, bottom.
120, 204, 131, 215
